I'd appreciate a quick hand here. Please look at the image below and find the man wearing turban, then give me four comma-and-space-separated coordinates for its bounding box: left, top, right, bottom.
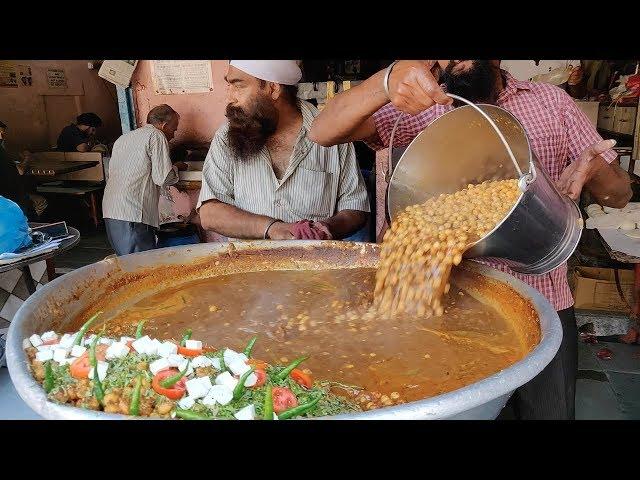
197, 60, 369, 241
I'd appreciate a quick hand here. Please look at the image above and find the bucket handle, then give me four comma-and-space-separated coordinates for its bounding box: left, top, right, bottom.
386, 93, 537, 191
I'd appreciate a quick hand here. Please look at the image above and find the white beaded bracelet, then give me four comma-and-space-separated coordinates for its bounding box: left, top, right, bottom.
383, 60, 400, 100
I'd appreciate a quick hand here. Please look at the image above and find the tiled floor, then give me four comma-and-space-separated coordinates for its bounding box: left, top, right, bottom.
576, 340, 640, 420
0, 368, 41, 419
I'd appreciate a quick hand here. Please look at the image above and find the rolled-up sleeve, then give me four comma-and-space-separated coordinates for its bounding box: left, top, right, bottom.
149, 131, 177, 186
196, 129, 236, 210
335, 142, 370, 213
364, 103, 441, 151
562, 91, 617, 165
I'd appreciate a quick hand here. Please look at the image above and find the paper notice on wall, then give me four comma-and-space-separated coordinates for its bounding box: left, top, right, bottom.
46, 68, 68, 89
0, 61, 18, 88
17, 65, 33, 86
151, 60, 213, 94
98, 60, 138, 88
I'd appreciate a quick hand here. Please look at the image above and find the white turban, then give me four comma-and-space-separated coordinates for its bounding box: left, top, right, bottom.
229, 60, 302, 85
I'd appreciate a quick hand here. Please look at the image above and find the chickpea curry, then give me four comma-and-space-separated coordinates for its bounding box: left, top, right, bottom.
23, 179, 539, 419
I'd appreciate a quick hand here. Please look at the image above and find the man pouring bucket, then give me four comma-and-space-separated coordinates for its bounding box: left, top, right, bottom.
310, 60, 633, 420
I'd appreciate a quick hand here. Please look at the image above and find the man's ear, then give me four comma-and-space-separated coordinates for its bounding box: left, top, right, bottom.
269, 82, 282, 101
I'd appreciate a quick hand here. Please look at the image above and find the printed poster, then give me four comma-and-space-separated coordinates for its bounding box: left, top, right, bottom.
0, 61, 18, 88
18, 65, 33, 86
151, 60, 213, 94
46, 68, 68, 89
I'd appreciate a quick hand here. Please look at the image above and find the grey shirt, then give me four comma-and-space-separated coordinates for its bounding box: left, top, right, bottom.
197, 100, 370, 225
102, 124, 178, 228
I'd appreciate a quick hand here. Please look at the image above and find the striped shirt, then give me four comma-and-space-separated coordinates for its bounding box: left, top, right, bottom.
366, 71, 617, 311
197, 100, 370, 226
103, 124, 179, 228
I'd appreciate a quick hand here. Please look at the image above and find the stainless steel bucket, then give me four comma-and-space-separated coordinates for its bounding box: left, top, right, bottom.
386, 98, 583, 275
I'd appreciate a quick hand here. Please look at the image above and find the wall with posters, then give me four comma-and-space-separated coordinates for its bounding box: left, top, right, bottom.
130, 60, 228, 148
0, 60, 122, 152
129, 59, 587, 147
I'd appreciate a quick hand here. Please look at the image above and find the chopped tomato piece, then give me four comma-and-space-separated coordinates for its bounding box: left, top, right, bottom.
177, 345, 203, 357
290, 368, 313, 389
69, 345, 108, 379
70, 356, 91, 379
272, 387, 298, 414
251, 369, 267, 388
152, 368, 187, 400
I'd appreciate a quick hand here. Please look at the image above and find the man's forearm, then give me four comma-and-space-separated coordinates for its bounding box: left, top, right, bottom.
163, 166, 179, 187
309, 70, 389, 146
322, 209, 368, 239
199, 200, 274, 239
586, 161, 632, 208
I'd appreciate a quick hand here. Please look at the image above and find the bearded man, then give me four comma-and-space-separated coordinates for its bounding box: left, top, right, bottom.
197, 60, 369, 241
309, 60, 632, 420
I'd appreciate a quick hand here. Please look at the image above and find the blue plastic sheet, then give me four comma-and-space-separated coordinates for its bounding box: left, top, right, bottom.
0, 195, 32, 254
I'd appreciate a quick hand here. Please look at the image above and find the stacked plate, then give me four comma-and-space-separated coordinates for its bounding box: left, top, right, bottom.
585, 203, 640, 238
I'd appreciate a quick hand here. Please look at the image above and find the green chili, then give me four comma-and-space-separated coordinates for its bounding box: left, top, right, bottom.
92, 366, 105, 406
243, 336, 258, 357
278, 395, 321, 420
175, 408, 210, 420
275, 356, 309, 382
44, 362, 54, 394
72, 311, 102, 346
233, 367, 255, 401
129, 375, 142, 416
263, 385, 274, 420
90, 334, 105, 406
160, 361, 190, 388
89, 334, 100, 366
219, 354, 226, 372
135, 321, 146, 339
180, 328, 193, 347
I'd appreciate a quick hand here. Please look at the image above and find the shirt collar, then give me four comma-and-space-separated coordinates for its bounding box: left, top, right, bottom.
272, 101, 317, 186
298, 100, 318, 134
497, 69, 531, 103
288, 100, 316, 146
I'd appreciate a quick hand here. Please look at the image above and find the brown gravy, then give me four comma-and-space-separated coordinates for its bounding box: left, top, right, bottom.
96, 267, 529, 404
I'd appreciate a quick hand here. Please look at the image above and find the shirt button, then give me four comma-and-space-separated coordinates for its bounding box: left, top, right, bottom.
274, 199, 281, 207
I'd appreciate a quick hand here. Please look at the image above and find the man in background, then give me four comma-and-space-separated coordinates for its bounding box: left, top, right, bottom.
56, 112, 103, 152
102, 104, 186, 255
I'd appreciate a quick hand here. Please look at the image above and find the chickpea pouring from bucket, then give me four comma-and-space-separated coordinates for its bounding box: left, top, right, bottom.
377, 94, 583, 317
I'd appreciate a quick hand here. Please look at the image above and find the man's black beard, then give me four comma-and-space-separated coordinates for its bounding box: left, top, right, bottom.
440, 61, 500, 104
226, 96, 278, 158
